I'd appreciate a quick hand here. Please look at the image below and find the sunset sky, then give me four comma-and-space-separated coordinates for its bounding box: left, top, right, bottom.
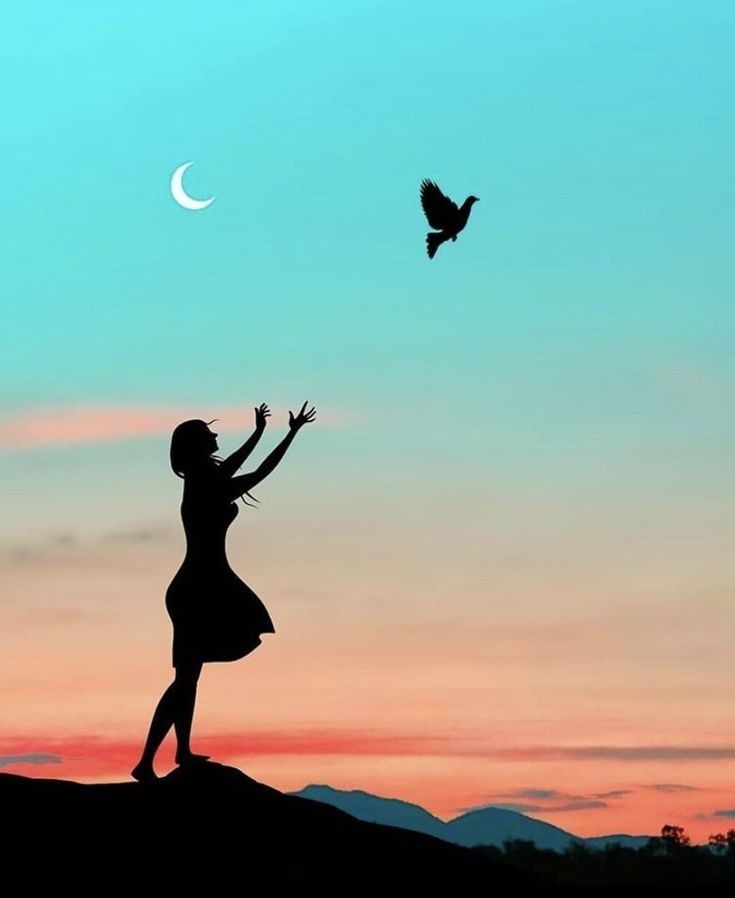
2, 1, 735, 841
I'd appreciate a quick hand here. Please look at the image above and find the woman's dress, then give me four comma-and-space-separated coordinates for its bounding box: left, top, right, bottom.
165, 468, 275, 667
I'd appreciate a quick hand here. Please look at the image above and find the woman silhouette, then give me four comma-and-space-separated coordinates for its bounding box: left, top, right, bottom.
132, 400, 316, 782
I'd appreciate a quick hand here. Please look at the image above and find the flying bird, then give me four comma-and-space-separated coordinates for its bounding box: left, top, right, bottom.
420, 179, 479, 259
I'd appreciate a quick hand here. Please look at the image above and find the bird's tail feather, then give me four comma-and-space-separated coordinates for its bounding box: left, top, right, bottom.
426, 232, 448, 259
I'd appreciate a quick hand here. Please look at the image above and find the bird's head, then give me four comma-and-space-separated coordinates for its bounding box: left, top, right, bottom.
467, 195, 480, 205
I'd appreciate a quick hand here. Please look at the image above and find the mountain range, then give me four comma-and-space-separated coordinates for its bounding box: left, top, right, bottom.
291, 784, 651, 851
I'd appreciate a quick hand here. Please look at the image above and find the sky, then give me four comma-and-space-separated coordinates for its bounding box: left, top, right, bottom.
2, 1, 735, 841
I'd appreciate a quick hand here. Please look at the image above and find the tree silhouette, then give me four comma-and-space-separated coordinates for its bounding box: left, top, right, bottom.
660, 824, 691, 850
477, 827, 735, 885
709, 829, 735, 855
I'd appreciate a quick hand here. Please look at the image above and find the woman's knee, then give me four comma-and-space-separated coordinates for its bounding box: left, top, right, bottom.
174, 663, 202, 687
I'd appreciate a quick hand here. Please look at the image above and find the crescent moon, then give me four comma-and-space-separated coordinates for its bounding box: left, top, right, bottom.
170, 162, 215, 211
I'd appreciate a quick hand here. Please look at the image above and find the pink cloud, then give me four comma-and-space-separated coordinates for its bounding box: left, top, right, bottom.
0, 730, 453, 779
4, 733, 735, 782
0, 403, 357, 449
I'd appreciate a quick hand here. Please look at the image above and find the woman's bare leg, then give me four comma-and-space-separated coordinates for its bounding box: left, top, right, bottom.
131, 662, 204, 781
173, 662, 208, 765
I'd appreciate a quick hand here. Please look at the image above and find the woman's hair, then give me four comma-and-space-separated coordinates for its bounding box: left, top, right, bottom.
169, 419, 219, 479
169, 419, 259, 507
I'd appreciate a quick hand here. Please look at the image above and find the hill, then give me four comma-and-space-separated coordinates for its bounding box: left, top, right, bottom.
1, 763, 533, 889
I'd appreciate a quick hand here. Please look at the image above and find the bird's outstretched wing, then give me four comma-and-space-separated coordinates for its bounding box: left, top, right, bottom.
420, 179, 458, 230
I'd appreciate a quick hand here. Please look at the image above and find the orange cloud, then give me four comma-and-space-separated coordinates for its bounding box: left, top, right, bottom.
0, 403, 358, 449
0, 730, 452, 779
5, 733, 735, 781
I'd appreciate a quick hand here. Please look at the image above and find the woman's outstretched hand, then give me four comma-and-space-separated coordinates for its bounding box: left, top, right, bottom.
289, 401, 316, 432
254, 403, 271, 430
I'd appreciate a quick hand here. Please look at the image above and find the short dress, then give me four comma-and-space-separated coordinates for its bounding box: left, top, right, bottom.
165, 469, 275, 668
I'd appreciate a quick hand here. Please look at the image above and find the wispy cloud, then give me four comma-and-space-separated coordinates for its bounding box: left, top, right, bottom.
647, 783, 700, 793
0, 403, 357, 449
0, 753, 61, 767
98, 525, 173, 544
0, 526, 175, 569
3, 734, 735, 770
500, 788, 569, 801
496, 746, 735, 762
491, 799, 608, 814
714, 809, 735, 819
464, 786, 632, 815
3, 734, 735, 785
0, 731, 464, 776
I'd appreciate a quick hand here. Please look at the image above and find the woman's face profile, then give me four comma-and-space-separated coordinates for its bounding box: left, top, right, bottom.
183, 420, 219, 460
203, 424, 218, 454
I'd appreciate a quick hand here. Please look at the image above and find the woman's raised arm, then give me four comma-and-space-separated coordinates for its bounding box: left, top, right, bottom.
218, 404, 271, 478
225, 401, 316, 502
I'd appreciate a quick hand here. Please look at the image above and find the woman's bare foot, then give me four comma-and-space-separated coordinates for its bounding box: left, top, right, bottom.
131, 761, 158, 784
175, 751, 211, 767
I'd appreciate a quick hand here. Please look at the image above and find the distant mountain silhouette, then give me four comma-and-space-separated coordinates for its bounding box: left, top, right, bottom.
292, 784, 651, 852
1, 764, 535, 889
295, 784, 449, 839
586, 834, 652, 851
448, 804, 582, 851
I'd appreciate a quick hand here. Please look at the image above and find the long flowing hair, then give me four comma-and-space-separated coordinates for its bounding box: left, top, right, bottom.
169, 419, 259, 508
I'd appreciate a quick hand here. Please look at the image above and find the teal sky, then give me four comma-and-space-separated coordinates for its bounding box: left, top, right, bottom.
2, 1, 734, 528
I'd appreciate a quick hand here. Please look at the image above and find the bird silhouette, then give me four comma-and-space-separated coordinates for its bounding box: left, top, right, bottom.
420, 179, 479, 259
